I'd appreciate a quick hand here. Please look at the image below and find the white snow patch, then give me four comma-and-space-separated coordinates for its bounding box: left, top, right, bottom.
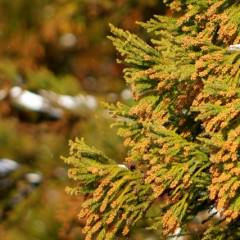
10, 86, 45, 111
170, 227, 184, 240
118, 164, 128, 170
121, 88, 132, 100
0, 158, 19, 176
209, 207, 222, 219
25, 172, 42, 184
9, 87, 97, 117
228, 44, 240, 51
59, 33, 77, 48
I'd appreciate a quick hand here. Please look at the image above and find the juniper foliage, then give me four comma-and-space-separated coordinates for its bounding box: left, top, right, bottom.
64, 1, 240, 239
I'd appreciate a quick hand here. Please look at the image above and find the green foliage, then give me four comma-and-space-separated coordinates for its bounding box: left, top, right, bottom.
63, 138, 154, 240
0, 61, 82, 95
26, 68, 81, 95
0, 1, 164, 239
64, 0, 240, 239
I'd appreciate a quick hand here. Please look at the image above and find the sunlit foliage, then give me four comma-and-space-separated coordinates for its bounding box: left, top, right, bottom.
65, 1, 240, 239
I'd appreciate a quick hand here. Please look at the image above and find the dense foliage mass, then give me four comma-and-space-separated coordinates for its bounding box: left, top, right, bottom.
0, 1, 164, 239
65, 0, 240, 239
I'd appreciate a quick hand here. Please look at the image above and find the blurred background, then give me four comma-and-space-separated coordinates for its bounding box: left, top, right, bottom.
0, 1, 166, 239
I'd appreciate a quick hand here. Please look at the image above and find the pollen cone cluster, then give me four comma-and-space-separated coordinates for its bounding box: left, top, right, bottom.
64, 1, 240, 239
